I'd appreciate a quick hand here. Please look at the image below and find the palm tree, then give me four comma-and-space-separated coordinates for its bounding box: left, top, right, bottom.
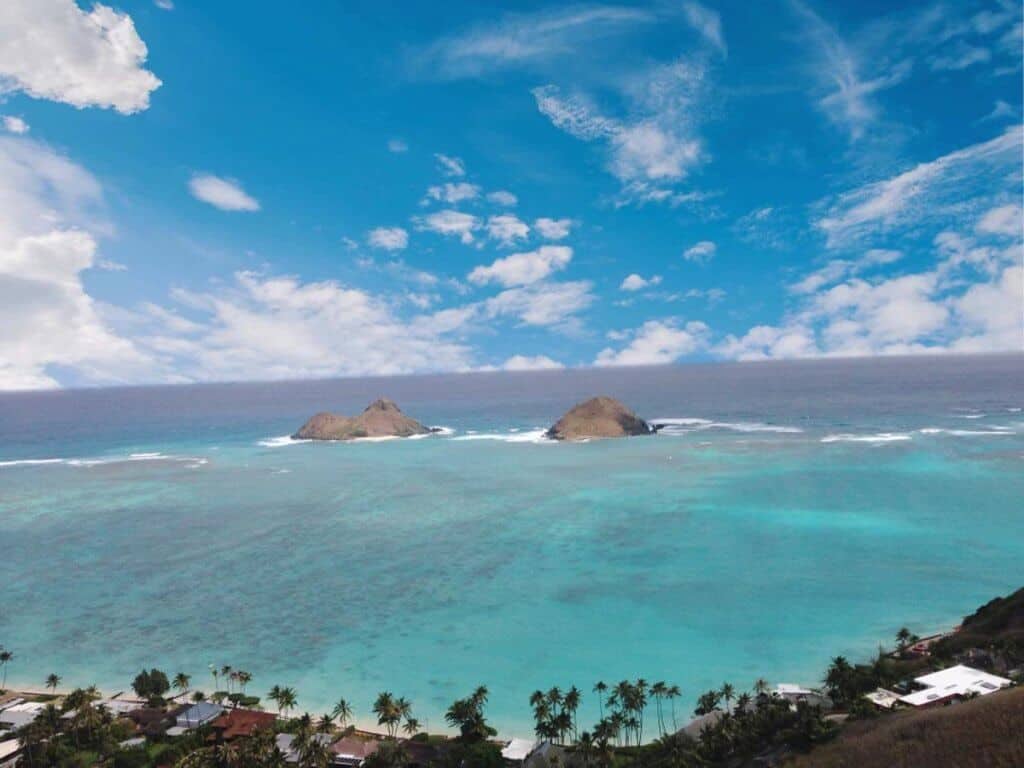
593, 681, 608, 721
666, 685, 681, 732
332, 697, 353, 728
402, 716, 420, 736
317, 714, 334, 734
220, 665, 234, 693
373, 692, 401, 737
278, 687, 298, 717
236, 670, 252, 694
564, 686, 581, 742
650, 681, 667, 736
754, 678, 769, 697
0, 649, 13, 690
268, 685, 283, 714
209, 664, 219, 692
173, 672, 191, 698
720, 683, 735, 713
45, 673, 61, 695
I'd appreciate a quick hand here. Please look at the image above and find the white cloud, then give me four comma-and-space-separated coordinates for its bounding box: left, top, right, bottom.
435, 153, 465, 177
620, 273, 661, 291
486, 214, 530, 246
487, 190, 517, 206
188, 174, 260, 212
414, 209, 480, 244
534, 217, 573, 240
154, 0, 174, 9
791, 0, 909, 142
976, 204, 1022, 236
683, 240, 716, 262
503, 354, 564, 371
484, 280, 594, 327
595, 320, 709, 366
140, 271, 474, 381
817, 125, 1023, 248
469, 245, 572, 287
387, 138, 408, 153
367, 226, 408, 251
0, 136, 148, 390
0, 0, 161, 114
791, 249, 902, 294
426, 182, 480, 204
930, 42, 991, 71
414, 5, 654, 78
682, 2, 726, 55
2, 116, 29, 134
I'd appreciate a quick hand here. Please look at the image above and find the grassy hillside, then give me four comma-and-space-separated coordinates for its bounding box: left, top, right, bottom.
786, 686, 1024, 768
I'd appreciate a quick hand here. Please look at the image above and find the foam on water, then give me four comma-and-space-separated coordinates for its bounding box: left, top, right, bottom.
258, 435, 311, 448
819, 434, 917, 444
451, 428, 550, 443
653, 417, 803, 434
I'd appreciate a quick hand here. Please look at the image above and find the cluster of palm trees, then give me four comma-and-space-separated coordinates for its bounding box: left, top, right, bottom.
444, 685, 495, 742
372, 691, 417, 738
267, 684, 299, 716
529, 685, 581, 743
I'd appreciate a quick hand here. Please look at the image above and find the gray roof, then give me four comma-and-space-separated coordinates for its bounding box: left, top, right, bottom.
677, 709, 726, 741
176, 702, 224, 727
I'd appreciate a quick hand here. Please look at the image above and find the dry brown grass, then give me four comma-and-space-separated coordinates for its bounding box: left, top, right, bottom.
786, 687, 1024, 768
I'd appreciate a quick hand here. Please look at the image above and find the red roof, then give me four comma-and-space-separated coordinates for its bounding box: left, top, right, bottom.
209, 709, 276, 740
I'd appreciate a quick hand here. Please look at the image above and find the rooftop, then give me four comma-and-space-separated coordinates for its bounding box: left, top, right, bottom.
899, 664, 1012, 707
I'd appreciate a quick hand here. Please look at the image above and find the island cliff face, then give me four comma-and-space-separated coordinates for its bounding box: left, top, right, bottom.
293, 398, 432, 440
546, 396, 653, 441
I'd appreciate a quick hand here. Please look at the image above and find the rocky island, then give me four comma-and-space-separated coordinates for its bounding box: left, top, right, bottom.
293, 398, 433, 440
545, 396, 654, 441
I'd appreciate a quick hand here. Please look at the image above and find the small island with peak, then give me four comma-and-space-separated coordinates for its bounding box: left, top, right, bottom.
545, 396, 654, 441
293, 398, 435, 440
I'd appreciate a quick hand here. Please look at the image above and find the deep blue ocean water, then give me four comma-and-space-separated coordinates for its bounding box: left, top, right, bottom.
1, 354, 1022, 735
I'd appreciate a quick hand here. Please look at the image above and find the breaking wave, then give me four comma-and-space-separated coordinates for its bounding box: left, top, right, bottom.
652, 418, 803, 434
820, 433, 913, 444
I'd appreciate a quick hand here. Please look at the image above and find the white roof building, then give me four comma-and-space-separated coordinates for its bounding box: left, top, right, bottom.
899, 665, 1012, 707
501, 737, 536, 762
0, 702, 46, 730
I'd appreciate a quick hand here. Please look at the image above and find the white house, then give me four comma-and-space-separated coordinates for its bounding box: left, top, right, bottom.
501, 737, 536, 763
899, 664, 1012, 708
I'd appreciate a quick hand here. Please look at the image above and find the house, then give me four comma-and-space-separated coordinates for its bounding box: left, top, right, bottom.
330, 734, 380, 766
898, 664, 1012, 708
773, 683, 832, 710
208, 708, 276, 741
864, 688, 902, 709
175, 701, 224, 730
0, 737, 22, 764
275, 733, 335, 763
523, 740, 565, 768
501, 737, 536, 764
0, 702, 46, 731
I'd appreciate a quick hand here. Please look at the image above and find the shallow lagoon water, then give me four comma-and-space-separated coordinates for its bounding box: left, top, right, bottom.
1, 355, 1022, 735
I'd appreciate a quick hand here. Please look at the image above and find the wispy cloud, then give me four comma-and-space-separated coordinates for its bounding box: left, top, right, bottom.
188, 173, 260, 212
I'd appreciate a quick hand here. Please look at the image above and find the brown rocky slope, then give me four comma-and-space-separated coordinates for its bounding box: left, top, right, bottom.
546, 396, 653, 441
293, 398, 432, 440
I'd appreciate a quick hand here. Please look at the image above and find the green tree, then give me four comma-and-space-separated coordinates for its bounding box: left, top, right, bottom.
332, 697, 353, 728
173, 672, 192, 697
45, 673, 61, 694
132, 668, 170, 703
373, 691, 402, 737
445, 686, 495, 743
593, 681, 608, 722
362, 739, 409, 768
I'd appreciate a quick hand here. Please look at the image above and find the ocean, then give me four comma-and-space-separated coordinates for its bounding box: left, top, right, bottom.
1, 354, 1022, 735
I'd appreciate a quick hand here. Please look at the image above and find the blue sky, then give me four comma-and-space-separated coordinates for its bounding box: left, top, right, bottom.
0, 0, 1021, 389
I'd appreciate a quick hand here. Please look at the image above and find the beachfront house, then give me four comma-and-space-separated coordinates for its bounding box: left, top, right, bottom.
175, 701, 224, 730
275, 732, 334, 763
898, 664, 1012, 708
0, 702, 46, 731
330, 734, 380, 766
501, 737, 536, 764
208, 708, 276, 742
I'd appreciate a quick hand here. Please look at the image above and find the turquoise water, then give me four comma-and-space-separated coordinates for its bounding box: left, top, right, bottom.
1, 355, 1022, 735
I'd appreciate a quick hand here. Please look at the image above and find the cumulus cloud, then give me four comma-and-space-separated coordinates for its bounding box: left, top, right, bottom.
2, 116, 29, 134
414, 209, 480, 244
469, 245, 572, 287
595, 320, 709, 366
0, 0, 161, 114
533, 217, 573, 240
188, 174, 260, 212
620, 273, 661, 291
503, 354, 564, 371
0, 137, 149, 390
367, 226, 409, 251
484, 280, 594, 327
387, 138, 408, 153
486, 214, 530, 246
435, 153, 465, 177
487, 190, 518, 206
976, 204, 1022, 236
683, 240, 716, 263
426, 182, 480, 204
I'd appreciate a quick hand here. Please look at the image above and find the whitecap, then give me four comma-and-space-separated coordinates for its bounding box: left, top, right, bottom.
652, 417, 802, 434
0, 458, 66, 468
451, 428, 550, 443
919, 427, 1014, 437
258, 435, 310, 448
431, 426, 456, 436
820, 433, 912, 444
